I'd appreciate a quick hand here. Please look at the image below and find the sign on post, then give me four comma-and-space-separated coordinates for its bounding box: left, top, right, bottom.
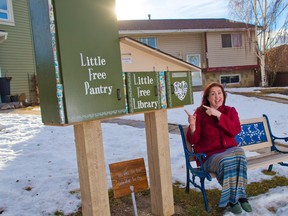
109, 158, 149, 198
125, 72, 167, 113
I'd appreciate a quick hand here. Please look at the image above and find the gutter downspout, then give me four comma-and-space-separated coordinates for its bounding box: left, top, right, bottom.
204, 32, 209, 69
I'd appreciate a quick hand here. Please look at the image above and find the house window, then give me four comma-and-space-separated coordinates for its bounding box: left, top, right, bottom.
220, 74, 240, 85
137, 37, 157, 48
187, 54, 203, 86
187, 54, 201, 67
0, 0, 14, 26
221, 34, 242, 48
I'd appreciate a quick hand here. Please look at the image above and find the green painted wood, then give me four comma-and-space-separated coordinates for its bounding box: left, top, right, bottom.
126, 72, 162, 113
29, 0, 126, 124
166, 71, 193, 107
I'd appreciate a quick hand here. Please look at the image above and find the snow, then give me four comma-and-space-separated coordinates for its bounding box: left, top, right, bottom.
1, 88, 288, 216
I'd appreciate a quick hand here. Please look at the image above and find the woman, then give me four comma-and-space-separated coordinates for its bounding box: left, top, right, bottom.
185, 82, 252, 214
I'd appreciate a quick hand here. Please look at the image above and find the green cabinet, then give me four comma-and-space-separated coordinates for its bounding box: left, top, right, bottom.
29, 0, 126, 124
166, 71, 193, 107
125, 72, 166, 113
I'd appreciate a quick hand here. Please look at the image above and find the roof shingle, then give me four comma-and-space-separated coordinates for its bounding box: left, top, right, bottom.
118, 19, 255, 31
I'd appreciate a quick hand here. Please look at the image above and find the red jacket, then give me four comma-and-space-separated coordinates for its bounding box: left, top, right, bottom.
186, 105, 241, 165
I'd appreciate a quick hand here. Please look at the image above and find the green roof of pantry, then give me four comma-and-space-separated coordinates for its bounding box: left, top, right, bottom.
118, 18, 256, 33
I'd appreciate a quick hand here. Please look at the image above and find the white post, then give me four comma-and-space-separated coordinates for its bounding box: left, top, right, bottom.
130, 186, 138, 216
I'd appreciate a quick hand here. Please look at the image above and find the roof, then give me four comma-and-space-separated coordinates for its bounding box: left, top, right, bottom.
120, 36, 201, 72
118, 19, 256, 33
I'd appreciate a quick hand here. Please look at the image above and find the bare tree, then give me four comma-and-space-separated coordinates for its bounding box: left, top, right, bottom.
229, 0, 288, 87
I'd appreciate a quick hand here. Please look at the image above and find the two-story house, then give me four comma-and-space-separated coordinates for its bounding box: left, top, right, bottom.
118, 19, 260, 87
0, 0, 37, 104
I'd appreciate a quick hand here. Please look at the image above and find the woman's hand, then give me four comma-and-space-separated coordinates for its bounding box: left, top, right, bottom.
203, 105, 222, 119
185, 109, 196, 133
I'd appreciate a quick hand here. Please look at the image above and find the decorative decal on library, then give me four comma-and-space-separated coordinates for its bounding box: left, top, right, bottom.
173, 81, 188, 101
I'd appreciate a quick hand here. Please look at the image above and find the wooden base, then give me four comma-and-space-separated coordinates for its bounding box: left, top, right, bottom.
74, 120, 110, 216
144, 109, 175, 216
73, 110, 175, 216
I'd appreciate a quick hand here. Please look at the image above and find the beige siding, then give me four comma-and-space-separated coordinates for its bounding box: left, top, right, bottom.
120, 40, 200, 72
157, 34, 205, 65
206, 31, 257, 67
127, 33, 205, 67
0, 0, 36, 102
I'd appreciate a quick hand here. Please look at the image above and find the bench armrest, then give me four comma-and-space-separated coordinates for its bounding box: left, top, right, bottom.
185, 151, 212, 180
186, 151, 207, 168
263, 114, 288, 153
272, 137, 288, 153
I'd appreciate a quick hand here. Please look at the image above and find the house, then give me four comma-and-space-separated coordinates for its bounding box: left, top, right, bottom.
118, 19, 260, 88
0, 0, 37, 104
120, 36, 200, 73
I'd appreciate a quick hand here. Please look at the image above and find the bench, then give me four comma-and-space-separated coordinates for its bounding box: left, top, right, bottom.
178, 114, 288, 212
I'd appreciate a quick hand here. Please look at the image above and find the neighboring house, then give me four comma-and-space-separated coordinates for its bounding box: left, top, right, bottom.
0, 0, 37, 104
118, 19, 260, 87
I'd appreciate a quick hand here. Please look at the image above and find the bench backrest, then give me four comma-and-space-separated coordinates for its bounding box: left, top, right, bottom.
179, 115, 273, 162
237, 117, 272, 151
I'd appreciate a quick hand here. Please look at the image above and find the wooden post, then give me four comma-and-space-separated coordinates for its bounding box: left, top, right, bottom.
144, 109, 175, 216
74, 120, 110, 216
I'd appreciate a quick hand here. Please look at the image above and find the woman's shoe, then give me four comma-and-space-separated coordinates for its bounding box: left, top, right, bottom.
239, 198, 253, 212
230, 202, 242, 214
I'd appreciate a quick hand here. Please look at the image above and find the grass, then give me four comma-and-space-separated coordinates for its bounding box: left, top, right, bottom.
258, 88, 288, 95
58, 173, 288, 216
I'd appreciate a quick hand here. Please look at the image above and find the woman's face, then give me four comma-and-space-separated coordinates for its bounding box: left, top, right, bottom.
207, 86, 224, 109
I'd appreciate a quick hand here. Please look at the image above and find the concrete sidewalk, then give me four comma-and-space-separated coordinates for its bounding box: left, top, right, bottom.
103, 118, 181, 135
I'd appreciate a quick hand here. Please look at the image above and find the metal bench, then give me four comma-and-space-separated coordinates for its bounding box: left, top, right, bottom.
178, 114, 288, 212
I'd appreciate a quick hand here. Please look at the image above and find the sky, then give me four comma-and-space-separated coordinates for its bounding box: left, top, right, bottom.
115, 0, 230, 20
0, 87, 288, 215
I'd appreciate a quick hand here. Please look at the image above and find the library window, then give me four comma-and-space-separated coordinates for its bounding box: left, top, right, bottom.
220, 74, 240, 85
0, 0, 14, 26
221, 34, 242, 48
137, 37, 157, 48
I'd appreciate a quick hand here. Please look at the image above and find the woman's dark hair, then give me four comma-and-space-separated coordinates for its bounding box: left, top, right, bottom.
199, 82, 226, 111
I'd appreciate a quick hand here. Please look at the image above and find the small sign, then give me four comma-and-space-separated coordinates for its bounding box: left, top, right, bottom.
125, 72, 165, 113
109, 158, 148, 198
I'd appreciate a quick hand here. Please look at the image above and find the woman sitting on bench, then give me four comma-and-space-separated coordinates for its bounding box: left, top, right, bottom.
185, 82, 252, 214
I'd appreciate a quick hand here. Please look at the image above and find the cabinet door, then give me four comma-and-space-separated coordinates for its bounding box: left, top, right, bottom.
166, 71, 193, 107
125, 72, 161, 113
51, 0, 126, 123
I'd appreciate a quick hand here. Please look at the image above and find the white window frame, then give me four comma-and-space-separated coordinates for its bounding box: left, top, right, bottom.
220, 74, 241, 85
187, 54, 203, 86
0, 0, 15, 26
137, 37, 157, 48
186, 54, 201, 67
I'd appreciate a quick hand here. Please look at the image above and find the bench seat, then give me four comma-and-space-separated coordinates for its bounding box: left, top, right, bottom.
178, 114, 288, 212
247, 150, 288, 169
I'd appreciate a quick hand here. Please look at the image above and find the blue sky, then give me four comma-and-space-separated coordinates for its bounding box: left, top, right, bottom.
116, 0, 231, 20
